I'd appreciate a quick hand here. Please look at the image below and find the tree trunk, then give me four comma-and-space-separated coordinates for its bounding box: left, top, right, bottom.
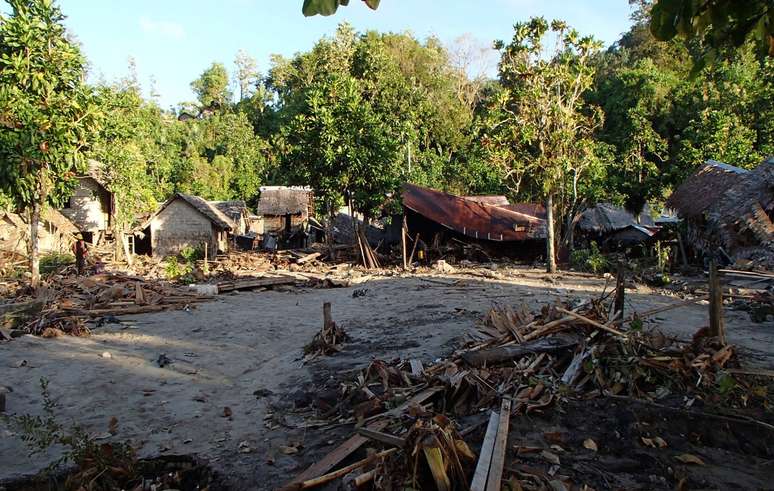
546, 193, 556, 273
29, 200, 41, 288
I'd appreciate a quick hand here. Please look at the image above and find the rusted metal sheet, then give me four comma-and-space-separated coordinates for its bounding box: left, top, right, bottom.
462, 195, 510, 206
402, 184, 546, 242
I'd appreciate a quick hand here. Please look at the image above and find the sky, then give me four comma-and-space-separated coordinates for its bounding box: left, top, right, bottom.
53, 0, 637, 109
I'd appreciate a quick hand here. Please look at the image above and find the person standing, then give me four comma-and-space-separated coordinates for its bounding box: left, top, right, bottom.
73, 236, 88, 275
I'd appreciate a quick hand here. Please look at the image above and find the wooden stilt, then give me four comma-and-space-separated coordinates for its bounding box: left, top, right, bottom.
709, 260, 726, 344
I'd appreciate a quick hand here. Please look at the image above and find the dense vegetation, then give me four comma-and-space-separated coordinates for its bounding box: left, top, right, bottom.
1, 0, 773, 278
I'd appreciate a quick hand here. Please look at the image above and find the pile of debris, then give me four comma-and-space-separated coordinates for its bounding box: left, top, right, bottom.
281, 293, 773, 490
303, 302, 351, 360
0, 271, 209, 339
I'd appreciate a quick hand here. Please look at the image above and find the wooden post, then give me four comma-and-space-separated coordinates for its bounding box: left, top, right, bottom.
203, 242, 209, 275
676, 231, 688, 267
323, 302, 333, 331
614, 261, 625, 319
709, 260, 726, 344
408, 233, 420, 266
401, 215, 408, 270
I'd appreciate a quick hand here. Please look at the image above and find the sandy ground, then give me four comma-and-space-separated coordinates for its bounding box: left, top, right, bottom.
1, 267, 773, 489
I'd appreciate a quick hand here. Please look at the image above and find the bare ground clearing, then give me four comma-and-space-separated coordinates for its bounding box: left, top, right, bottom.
1, 267, 773, 489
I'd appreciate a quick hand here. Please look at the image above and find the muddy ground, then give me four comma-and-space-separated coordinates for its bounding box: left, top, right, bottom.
1, 266, 773, 489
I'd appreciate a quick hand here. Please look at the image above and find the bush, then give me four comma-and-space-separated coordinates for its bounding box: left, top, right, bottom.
179, 245, 204, 262
570, 242, 610, 274
39, 252, 74, 276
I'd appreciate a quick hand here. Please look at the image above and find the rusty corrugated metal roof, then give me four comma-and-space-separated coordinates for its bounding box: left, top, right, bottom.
402, 184, 546, 241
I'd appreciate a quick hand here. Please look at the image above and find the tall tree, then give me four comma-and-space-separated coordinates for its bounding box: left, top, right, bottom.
191, 62, 232, 109
234, 50, 259, 101
489, 18, 604, 272
0, 0, 96, 286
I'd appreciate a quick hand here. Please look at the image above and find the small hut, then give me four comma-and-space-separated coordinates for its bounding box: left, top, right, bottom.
59, 160, 114, 244
255, 186, 313, 247
134, 193, 234, 258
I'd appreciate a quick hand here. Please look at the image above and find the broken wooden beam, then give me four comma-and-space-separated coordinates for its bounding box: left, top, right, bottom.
281, 420, 389, 488
470, 410, 499, 491
555, 308, 627, 338
217, 276, 297, 292
486, 398, 512, 491
289, 447, 398, 490
356, 427, 406, 448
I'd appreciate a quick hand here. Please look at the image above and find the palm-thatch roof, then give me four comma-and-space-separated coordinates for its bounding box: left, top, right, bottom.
665, 160, 748, 219
256, 186, 311, 216
578, 203, 655, 234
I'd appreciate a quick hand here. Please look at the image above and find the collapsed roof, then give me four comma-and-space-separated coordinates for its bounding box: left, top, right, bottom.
402, 183, 546, 242
578, 203, 655, 235
665, 160, 748, 219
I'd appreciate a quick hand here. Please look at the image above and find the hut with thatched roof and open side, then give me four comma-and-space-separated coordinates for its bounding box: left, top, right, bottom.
255, 186, 314, 247
667, 157, 774, 267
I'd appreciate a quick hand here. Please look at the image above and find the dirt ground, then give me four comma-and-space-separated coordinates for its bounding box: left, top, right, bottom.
1, 266, 773, 489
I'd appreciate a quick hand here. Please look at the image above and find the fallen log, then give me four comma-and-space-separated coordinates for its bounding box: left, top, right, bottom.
462, 335, 578, 367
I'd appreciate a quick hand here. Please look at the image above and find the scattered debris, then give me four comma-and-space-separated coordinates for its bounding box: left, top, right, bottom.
281, 288, 773, 490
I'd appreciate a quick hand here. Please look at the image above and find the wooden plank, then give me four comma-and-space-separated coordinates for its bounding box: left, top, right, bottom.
363, 386, 444, 423
282, 420, 389, 488
356, 427, 406, 448
296, 252, 321, 265
409, 359, 424, 377
486, 398, 512, 491
217, 276, 296, 292
470, 411, 499, 491
290, 448, 397, 490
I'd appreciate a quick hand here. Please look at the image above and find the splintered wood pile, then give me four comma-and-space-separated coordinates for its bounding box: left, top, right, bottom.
303, 302, 350, 360
0, 273, 209, 338
281, 291, 773, 490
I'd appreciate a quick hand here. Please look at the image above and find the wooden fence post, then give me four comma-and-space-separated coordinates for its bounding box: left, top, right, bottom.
709, 260, 726, 344
401, 215, 408, 270
614, 261, 625, 319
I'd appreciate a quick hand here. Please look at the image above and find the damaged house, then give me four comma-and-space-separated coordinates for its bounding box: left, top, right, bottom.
134, 193, 234, 258
401, 184, 546, 257
59, 161, 114, 244
0, 208, 79, 255
577, 203, 659, 249
255, 186, 314, 247
666, 157, 774, 266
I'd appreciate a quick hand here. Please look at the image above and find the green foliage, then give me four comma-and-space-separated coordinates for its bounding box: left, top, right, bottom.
163, 246, 202, 282
4, 378, 136, 484
0, 0, 97, 209
650, 0, 773, 73
39, 251, 74, 276
570, 242, 610, 274
191, 62, 232, 108
269, 24, 486, 218
302, 0, 380, 16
